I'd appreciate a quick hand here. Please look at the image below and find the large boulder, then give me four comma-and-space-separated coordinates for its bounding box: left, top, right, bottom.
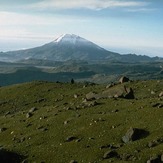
102, 85, 134, 99
86, 85, 134, 100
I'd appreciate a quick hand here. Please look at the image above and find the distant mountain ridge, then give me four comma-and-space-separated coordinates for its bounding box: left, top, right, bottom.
0, 34, 161, 63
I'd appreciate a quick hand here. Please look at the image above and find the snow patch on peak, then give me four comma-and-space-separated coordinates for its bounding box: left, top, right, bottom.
53, 34, 88, 44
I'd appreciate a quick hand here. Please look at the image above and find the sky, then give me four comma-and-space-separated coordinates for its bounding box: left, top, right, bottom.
0, 0, 163, 57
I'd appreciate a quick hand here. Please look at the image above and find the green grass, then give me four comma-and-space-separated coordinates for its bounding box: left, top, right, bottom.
0, 80, 163, 162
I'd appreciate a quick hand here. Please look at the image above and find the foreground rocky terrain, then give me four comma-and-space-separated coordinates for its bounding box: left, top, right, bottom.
0, 78, 163, 162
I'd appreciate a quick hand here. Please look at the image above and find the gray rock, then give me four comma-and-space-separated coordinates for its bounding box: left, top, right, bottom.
119, 76, 129, 84
65, 136, 77, 142
147, 155, 161, 163
86, 85, 134, 100
74, 94, 78, 98
29, 107, 37, 113
122, 127, 149, 143
4, 111, 10, 116
161, 154, 163, 161
26, 112, 32, 118
106, 83, 114, 89
151, 91, 155, 95
159, 91, 163, 97
0, 128, 7, 133
152, 103, 163, 108
122, 127, 136, 143
103, 150, 118, 159
148, 141, 157, 148
69, 160, 77, 163
120, 153, 136, 161
86, 92, 96, 101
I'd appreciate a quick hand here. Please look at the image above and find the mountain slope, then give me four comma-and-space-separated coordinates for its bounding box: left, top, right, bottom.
0, 34, 161, 63
0, 80, 163, 162
1, 34, 119, 62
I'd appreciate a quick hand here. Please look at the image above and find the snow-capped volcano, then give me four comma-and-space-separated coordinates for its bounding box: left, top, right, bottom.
53, 34, 102, 48
1, 34, 119, 62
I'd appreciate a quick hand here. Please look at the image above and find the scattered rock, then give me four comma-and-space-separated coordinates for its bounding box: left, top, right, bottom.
119, 76, 129, 84
148, 138, 163, 148
64, 120, 69, 125
159, 91, 163, 97
29, 107, 37, 113
147, 155, 161, 163
26, 112, 32, 118
103, 150, 118, 159
106, 83, 114, 89
40, 128, 48, 132
122, 127, 149, 143
161, 154, 163, 161
152, 103, 163, 108
88, 101, 99, 107
148, 141, 157, 148
86, 92, 96, 101
20, 137, 25, 143
75, 139, 81, 143
86, 85, 134, 100
120, 153, 136, 161
69, 160, 77, 163
74, 94, 78, 98
151, 91, 155, 95
37, 98, 45, 103
4, 111, 10, 116
37, 125, 48, 131
0, 128, 7, 133
111, 109, 119, 113
65, 136, 77, 142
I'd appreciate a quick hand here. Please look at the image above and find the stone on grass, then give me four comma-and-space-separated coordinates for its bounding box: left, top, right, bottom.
74, 94, 78, 98
119, 76, 129, 84
29, 107, 37, 113
103, 150, 118, 159
122, 127, 149, 143
69, 160, 77, 163
0, 128, 7, 133
147, 155, 161, 163
65, 136, 77, 142
159, 91, 163, 97
86, 92, 96, 101
26, 112, 32, 118
161, 154, 163, 161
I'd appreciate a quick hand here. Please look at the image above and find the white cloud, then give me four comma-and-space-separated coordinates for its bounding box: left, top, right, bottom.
30, 0, 148, 10
0, 11, 87, 39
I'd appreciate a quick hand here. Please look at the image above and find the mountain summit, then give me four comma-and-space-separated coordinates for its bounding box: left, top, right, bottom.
1, 34, 118, 62
53, 34, 88, 44
0, 34, 157, 62
52, 34, 103, 50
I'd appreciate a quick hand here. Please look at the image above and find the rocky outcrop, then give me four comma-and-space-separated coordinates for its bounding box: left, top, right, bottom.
86, 85, 134, 100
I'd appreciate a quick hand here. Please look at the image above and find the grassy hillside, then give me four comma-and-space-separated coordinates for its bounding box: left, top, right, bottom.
0, 80, 163, 163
